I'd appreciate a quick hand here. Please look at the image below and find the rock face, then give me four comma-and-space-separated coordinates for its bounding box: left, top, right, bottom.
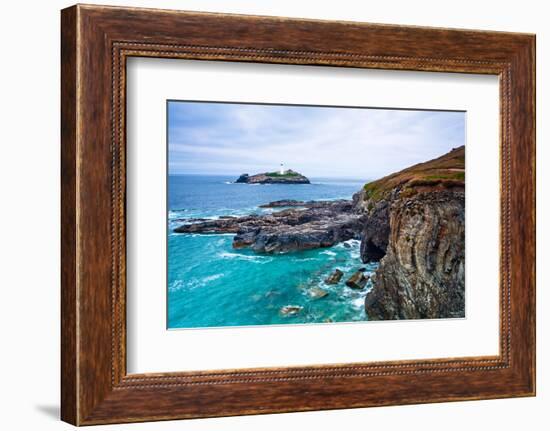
358, 199, 391, 262
357, 146, 466, 320
174, 200, 365, 254
365, 191, 465, 319
325, 269, 344, 285
235, 170, 310, 184
345, 271, 369, 289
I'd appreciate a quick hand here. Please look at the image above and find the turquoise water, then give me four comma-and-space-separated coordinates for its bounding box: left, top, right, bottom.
167, 175, 377, 329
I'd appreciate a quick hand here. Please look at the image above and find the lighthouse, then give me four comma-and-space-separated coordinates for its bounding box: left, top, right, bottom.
279, 163, 285, 175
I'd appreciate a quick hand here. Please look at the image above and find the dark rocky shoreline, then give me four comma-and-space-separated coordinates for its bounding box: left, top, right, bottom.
174, 199, 366, 253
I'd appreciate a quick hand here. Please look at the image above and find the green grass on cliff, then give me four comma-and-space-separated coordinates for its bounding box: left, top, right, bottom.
266, 171, 301, 178
362, 146, 465, 203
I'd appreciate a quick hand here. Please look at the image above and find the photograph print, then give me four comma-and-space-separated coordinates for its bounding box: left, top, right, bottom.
167, 101, 465, 329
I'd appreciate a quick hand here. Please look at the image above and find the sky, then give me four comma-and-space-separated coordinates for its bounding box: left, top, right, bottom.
168, 101, 465, 180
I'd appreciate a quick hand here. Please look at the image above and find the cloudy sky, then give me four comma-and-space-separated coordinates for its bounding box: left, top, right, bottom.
168, 101, 465, 180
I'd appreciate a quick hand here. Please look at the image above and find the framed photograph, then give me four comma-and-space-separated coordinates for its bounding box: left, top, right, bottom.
61, 4, 535, 425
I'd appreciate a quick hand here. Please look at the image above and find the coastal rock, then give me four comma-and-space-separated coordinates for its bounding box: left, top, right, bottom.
259, 199, 307, 208
234, 169, 310, 184
345, 271, 369, 289
247, 215, 363, 253
235, 173, 250, 183
175, 200, 365, 254
173, 215, 259, 234
325, 269, 344, 285
359, 200, 391, 262
259, 199, 346, 209
365, 190, 465, 320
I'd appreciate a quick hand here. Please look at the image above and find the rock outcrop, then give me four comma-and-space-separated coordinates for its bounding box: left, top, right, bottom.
358, 199, 391, 262
325, 269, 344, 285
259, 199, 311, 208
174, 200, 365, 254
357, 146, 466, 320
345, 271, 369, 289
309, 287, 329, 299
280, 305, 303, 316
235, 170, 310, 184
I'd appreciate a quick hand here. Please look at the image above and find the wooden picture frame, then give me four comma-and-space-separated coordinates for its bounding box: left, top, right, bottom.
61, 4, 535, 425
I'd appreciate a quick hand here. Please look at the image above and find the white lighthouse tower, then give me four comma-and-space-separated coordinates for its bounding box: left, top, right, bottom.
279, 163, 285, 175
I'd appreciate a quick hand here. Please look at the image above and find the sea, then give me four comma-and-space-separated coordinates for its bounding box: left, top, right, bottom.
167, 174, 378, 329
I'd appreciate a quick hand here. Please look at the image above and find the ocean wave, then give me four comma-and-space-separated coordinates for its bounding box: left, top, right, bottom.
172, 233, 234, 238
333, 240, 360, 251
169, 273, 225, 292
218, 251, 273, 263
351, 295, 367, 309
320, 250, 337, 257
168, 279, 185, 292
203, 273, 224, 282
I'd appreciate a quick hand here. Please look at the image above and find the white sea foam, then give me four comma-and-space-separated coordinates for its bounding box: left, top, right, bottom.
351, 296, 367, 309
169, 273, 225, 292
174, 233, 234, 238
168, 279, 185, 292
202, 273, 224, 283
218, 251, 272, 263
320, 250, 337, 257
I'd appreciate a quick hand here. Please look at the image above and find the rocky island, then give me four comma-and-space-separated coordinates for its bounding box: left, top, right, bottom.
235, 169, 310, 184
174, 146, 465, 321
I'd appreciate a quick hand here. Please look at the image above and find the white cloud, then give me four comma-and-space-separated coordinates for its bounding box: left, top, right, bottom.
168, 102, 464, 180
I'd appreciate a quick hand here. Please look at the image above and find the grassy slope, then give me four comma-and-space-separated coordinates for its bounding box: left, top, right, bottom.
265, 171, 301, 178
363, 145, 465, 203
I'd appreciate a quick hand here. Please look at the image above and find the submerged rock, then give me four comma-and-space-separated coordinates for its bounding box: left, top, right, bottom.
309, 287, 329, 299
325, 269, 344, 285
280, 305, 303, 316
345, 271, 369, 289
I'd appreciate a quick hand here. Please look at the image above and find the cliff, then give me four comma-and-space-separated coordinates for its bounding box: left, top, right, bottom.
235, 169, 310, 184
355, 146, 465, 320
